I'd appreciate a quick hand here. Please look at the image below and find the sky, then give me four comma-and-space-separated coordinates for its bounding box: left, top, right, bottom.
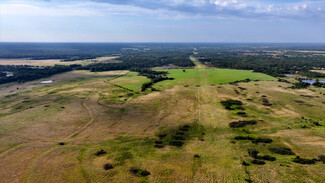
0, 0, 324, 43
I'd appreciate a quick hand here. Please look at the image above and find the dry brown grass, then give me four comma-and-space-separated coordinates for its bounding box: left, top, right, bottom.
0, 69, 325, 182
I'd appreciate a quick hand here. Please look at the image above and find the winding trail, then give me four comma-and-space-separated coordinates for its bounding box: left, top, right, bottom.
63, 93, 95, 140
24, 93, 96, 183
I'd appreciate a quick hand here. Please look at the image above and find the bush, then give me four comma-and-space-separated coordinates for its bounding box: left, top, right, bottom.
292, 156, 316, 164
318, 155, 325, 164
242, 161, 250, 166
169, 140, 184, 147
229, 120, 257, 128
154, 144, 164, 148
129, 167, 151, 177
251, 159, 266, 165
103, 163, 114, 170
95, 149, 107, 156
221, 99, 244, 110
269, 147, 295, 155
252, 138, 273, 144
236, 112, 247, 117
234, 136, 255, 141
259, 155, 276, 161
248, 149, 259, 158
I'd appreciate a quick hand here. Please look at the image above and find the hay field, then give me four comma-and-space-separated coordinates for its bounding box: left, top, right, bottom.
0, 67, 325, 183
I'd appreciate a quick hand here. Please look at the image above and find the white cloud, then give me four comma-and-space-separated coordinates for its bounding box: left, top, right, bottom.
0, 0, 324, 22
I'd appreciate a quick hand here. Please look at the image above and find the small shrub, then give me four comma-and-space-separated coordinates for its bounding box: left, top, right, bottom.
154, 140, 163, 144
229, 120, 257, 128
259, 155, 276, 161
95, 149, 107, 156
242, 161, 250, 166
236, 112, 247, 117
269, 147, 295, 155
292, 156, 316, 164
129, 167, 151, 177
235, 136, 255, 141
248, 149, 259, 158
221, 99, 244, 110
154, 144, 164, 148
318, 155, 325, 163
103, 163, 114, 170
252, 138, 273, 144
169, 140, 184, 147
157, 133, 167, 138
251, 159, 265, 165
171, 134, 185, 141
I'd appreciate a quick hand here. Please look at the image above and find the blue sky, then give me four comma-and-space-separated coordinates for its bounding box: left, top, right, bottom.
0, 0, 324, 42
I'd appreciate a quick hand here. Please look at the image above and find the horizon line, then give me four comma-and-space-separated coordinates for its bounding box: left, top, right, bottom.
1, 41, 325, 44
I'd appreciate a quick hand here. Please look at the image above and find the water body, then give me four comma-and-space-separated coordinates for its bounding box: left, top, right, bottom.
40, 80, 53, 84
301, 79, 325, 84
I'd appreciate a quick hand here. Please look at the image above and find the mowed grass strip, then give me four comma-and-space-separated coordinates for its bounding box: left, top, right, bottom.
154, 69, 275, 89
111, 72, 151, 92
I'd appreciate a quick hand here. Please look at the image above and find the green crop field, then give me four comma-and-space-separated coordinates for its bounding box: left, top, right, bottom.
111, 72, 151, 92
154, 69, 275, 89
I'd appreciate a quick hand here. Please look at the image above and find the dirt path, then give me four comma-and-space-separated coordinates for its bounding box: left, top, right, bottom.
23, 94, 97, 183
190, 55, 207, 69
63, 93, 96, 140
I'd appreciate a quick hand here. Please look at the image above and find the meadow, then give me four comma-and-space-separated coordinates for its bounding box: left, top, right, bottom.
0, 62, 324, 182
154, 69, 275, 89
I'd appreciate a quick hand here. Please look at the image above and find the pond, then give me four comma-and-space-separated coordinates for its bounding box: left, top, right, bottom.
40, 80, 53, 84
301, 79, 325, 84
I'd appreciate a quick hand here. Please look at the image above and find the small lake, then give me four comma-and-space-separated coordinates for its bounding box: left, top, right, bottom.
301, 79, 325, 84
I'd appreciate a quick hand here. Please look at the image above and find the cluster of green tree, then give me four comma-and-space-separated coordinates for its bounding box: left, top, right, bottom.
0, 65, 75, 84
299, 71, 325, 78
83, 51, 194, 72
0, 43, 127, 60
290, 81, 310, 89
197, 54, 325, 77
313, 81, 325, 88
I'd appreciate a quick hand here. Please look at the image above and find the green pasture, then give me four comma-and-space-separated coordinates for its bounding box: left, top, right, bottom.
111, 72, 151, 92
154, 69, 275, 89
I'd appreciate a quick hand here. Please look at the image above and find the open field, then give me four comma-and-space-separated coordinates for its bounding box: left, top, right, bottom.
154, 69, 275, 89
1, 65, 325, 182
0, 56, 118, 66
311, 70, 325, 74
111, 72, 151, 92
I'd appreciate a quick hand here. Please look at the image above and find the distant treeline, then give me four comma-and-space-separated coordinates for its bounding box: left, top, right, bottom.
197, 55, 325, 77
1, 43, 325, 86
0, 65, 77, 84
84, 51, 194, 72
